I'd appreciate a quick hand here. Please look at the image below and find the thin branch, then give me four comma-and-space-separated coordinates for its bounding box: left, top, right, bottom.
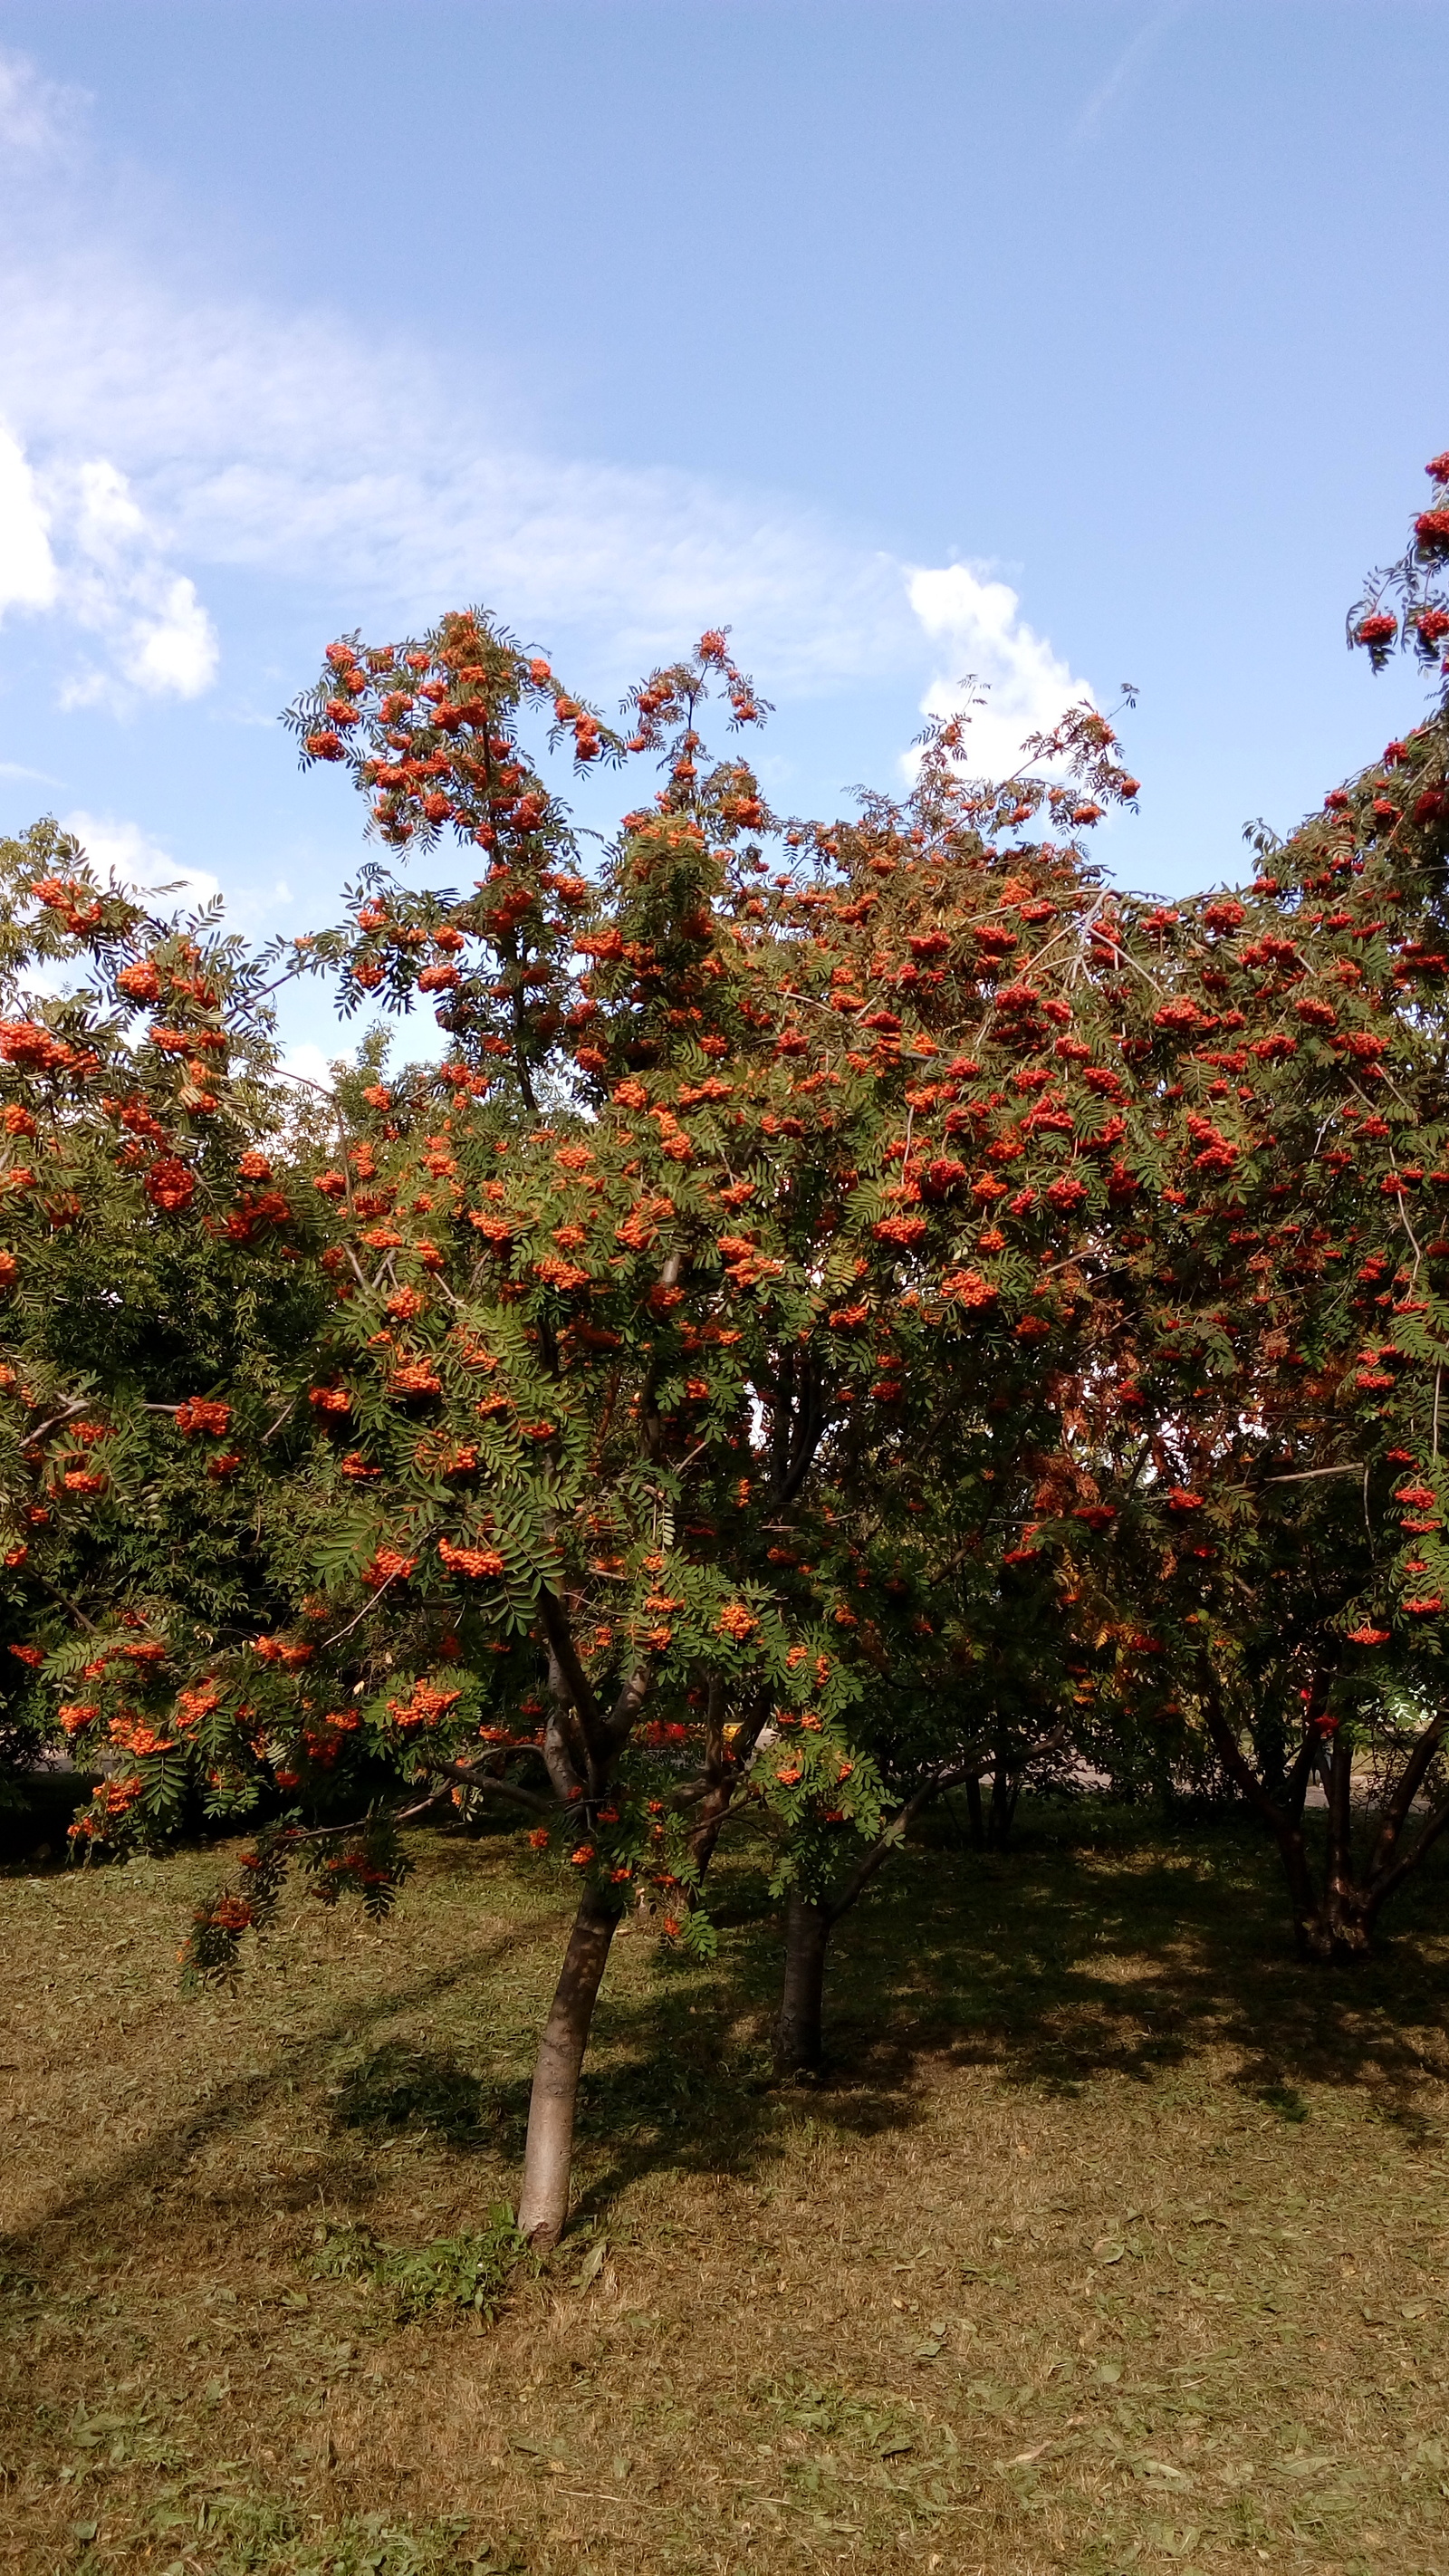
319, 1564, 407, 1648
263, 1784, 454, 1849
24, 1399, 95, 1447
823, 1738, 1020, 1926
1366, 1711, 1449, 1889
1262, 1463, 1365, 1485
258, 1397, 299, 1448
341, 1242, 373, 1299
424, 1754, 555, 1817
1368, 1782, 1449, 1915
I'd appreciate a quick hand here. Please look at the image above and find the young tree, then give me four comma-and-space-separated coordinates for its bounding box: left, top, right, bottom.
50, 613, 1145, 2236
705, 708, 1155, 2071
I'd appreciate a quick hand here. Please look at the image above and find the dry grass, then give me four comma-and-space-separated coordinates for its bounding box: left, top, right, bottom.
5, 1802, 1449, 2575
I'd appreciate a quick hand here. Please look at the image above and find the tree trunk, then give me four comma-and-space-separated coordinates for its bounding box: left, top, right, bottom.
964, 1774, 985, 1850
1254, 1784, 1367, 1963
987, 1760, 1020, 1850
1201, 1658, 1449, 1961
1250, 1699, 1290, 1805
1200, 1667, 1338, 1957
775, 1892, 832, 2075
517, 1885, 620, 2247
1297, 1882, 1373, 1961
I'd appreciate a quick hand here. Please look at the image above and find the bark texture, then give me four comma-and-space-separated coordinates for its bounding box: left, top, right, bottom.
517, 1886, 620, 2246
774, 1893, 832, 2075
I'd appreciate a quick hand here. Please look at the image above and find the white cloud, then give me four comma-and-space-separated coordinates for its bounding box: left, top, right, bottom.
0, 219, 912, 694
280, 1042, 339, 1096
131, 575, 218, 697
62, 809, 221, 911
32, 452, 218, 706
0, 423, 222, 706
75, 457, 146, 546
0, 48, 76, 158
907, 562, 1095, 781
0, 418, 57, 616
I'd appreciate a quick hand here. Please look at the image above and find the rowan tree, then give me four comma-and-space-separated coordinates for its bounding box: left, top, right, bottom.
1062, 449, 1449, 1956
46, 608, 1142, 2232
29, 447, 1446, 2244
0, 821, 333, 1841
682, 701, 1157, 2069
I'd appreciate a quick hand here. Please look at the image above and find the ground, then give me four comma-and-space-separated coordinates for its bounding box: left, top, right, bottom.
4, 1801, 1449, 2576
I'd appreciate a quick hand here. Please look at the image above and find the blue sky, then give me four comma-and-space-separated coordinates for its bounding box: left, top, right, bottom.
0, 0, 1445, 1068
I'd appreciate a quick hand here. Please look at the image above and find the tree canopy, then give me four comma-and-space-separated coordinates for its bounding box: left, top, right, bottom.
4, 447, 1448, 2236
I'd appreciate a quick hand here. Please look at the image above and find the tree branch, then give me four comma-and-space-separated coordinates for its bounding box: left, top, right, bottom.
1367, 1784, 1449, 1917
424, 1754, 555, 1817
1366, 1711, 1449, 1889
535, 1583, 602, 1743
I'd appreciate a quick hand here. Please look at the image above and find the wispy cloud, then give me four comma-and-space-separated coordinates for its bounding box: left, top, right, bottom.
0, 38, 1090, 745
1074, 2, 1190, 145
0, 236, 911, 696
0, 45, 81, 158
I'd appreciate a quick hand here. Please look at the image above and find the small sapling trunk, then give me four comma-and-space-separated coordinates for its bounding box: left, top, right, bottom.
517, 1885, 624, 2247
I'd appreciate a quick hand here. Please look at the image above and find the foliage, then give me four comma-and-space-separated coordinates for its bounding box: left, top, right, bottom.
1347, 446, 1449, 671
7, 451, 1449, 2235
1055, 478, 1449, 1951
10, 617, 1150, 1973
0, 822, 330, 1828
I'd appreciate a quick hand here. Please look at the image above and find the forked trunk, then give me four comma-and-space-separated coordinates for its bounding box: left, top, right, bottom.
775, 1892, 832, 2075
517, 1885, 621, 2247
1200, 1659, 1449, 1964
1296, 1880, 1374, 1961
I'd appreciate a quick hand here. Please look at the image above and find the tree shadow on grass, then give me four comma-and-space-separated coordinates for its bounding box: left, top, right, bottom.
9, 1802, 1449, 2293
562, 1802, 1449, 2216
328, 2041, 504, 2152
0, 1907, 546, 2288
806, 1802, 1449, 2129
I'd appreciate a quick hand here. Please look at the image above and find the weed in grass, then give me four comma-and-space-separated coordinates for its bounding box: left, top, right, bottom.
311, 2210, 527, 2322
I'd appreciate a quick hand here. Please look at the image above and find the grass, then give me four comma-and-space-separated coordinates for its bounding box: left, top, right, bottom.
4, 1799, 1449, 2574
